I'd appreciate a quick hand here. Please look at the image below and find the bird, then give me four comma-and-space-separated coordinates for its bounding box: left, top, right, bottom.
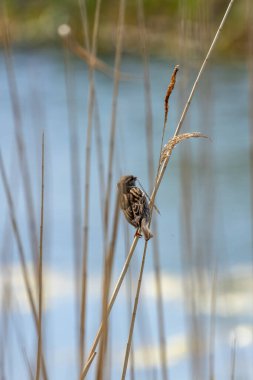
117, 175, 153, 241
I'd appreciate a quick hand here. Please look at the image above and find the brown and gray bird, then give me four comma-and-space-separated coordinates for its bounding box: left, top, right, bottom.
117, 175, 153, 241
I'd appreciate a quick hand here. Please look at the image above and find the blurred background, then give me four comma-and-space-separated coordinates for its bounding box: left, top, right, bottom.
0, 0, 253, 379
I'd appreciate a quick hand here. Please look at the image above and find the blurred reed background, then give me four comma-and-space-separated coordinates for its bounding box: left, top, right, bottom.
0, 0, 252, 379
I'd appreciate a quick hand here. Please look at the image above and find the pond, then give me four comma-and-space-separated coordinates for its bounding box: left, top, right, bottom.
0, 48, 252, 379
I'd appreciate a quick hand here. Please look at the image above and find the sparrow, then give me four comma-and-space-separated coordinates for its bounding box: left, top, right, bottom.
117, 175, 153, 241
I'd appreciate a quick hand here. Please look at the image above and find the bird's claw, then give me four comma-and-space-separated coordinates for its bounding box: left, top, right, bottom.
135, 230, 142, 238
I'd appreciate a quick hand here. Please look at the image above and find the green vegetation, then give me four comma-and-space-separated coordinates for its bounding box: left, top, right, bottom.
1, 0, 250, 56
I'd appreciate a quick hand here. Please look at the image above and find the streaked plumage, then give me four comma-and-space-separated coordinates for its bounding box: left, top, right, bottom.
117, 175, 153, 241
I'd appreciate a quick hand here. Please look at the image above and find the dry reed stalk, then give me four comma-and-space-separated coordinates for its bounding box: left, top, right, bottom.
151, 245, 168, 378
191, 12, 217, 374
247, 0, 253, 272
230, 336, 237, 380
79, 0, 102, 369
61, 32, 83, 373
78, 0, 105, 230
67, 38, 132, 81
81, 351, 97, 378
78, 0, 90, 51
80, 235, 139, 379
2, 27, 48, 375
137, 0, 168, 377
0, 152, 48, 380
96, 193, 120, 380
103, 0, 126, 245
0, 143, 19, 378
121, 241, 148, 380
14, 316, 34, 380
0, 280, 12, 379
177, 7, 199, 379
35, 133, 45, 380
78, 0, 106, 234
94, 98, 105, 214
124, 223, 135, 380
81, 1, 235, 375
179, 149, 197, 379
209, 263, 218, 380
2, 17, 39, 271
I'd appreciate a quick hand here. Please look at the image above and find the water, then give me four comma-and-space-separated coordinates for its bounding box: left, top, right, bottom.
0, 48, 252, 379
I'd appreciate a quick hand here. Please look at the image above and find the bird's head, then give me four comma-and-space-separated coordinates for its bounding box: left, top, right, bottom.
117, 175, 137, 193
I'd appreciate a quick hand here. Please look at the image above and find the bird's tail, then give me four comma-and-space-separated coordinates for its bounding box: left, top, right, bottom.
141, 218, 153, 241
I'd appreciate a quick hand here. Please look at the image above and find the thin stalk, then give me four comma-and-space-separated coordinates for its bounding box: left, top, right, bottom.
79, 0, 105, 221
78, 0, 90, 51
103, 0, 126, 243
14, 315, 34, 380
0, 152, 48, 380
67, 38, 132, 81
247, 0, 253, 275
80, 236, 139, 379
81, 352, 97, 378
0, 281, 12, 380
177, 5, 197, 379
124, 224, 135, 380
94, 98, 105, 215
80, 1, 236, 375
174, 0, 236, 137
62, 33, 83, 375
137, 0, 169, 377
3, 15, 39, 270
209, 263, 217, 380
80, 0, 102, 368
230, 336, 237, 380
78, 0, 105, 238
121, 242, 148, 380
96, 193, 120, 380
35, 133, 45, 380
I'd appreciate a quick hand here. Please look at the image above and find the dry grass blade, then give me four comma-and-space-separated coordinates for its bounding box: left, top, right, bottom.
35, 133, 45, 380
160, 133, 208, 168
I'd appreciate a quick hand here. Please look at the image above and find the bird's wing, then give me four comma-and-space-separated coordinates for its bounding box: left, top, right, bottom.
129, 187, 146, 223
119, 192, 137, 227
119, 193, 130, 210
